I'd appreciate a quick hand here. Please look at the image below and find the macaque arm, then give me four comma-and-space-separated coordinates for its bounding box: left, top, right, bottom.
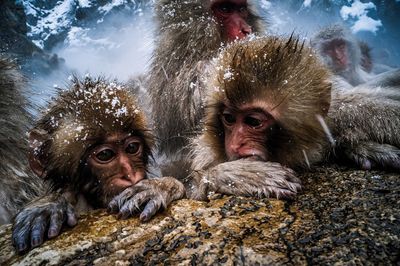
190, 159, 302, 201
108, 177, 185, 222
344, 142, 400, 170
330, 87, 400, 170
12, 192, 77, 253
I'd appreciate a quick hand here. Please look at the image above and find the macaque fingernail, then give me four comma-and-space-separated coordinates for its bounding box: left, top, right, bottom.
48, 229, 57, 238
18, 243, 27, 252
140, 213, 147, 222
32, 237, 41, 247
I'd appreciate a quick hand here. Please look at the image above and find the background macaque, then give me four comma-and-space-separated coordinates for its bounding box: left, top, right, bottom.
0, 57, 47, 224
359, 41, 372, 74
188, 36, 331, 200
311, 24, 372, 86
148, 0, 265, 179
12, 77, 185, 253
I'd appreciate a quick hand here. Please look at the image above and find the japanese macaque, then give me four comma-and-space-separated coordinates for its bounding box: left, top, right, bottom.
358, 41, 395, 75
0, 57, 47, 225
311, 24, 372, 86
328, 83, 400, 170
315, 33, 400, 169
12, 77, 185, 253
188, 36, 331, 200
359, 41, 373, 73
148, 0, 265, 178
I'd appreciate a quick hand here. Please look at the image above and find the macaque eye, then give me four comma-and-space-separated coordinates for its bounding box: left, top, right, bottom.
95, 149, 116, 162
238, 5, 247, 13
217, 3, 235, 13
126, 142, 141, 154
221, 113, 236, 125
244, 116, 263, 128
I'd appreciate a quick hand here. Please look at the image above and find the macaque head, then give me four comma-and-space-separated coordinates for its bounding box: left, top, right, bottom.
322, 38, 348, 71
29, 77, 154, 206
211, 0, 252, 41
311, 24, 361, 75
156, 0, 264, 54
202, 36, 332, 167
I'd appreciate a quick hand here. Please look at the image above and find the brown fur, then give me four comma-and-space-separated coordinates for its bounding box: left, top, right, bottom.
328, 84, 400, 169
0, 57, 47, 224
148, 0, 266, 159
188, 36, 331, 199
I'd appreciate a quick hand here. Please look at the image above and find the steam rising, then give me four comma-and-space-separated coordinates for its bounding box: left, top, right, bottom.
56, 11, 155, 81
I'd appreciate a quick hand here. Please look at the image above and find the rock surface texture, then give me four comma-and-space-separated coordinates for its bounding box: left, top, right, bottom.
0, 166, 399, 265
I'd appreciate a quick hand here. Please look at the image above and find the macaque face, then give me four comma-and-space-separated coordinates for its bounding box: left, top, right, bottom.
87, 133, 146, 197
221, 106, 274, 161
323, 39, 348, 70
211, 0, 252, 42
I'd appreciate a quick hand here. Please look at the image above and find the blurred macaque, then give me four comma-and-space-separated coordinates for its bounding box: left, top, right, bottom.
311, 24, 372, 86
12, 77, 185, 253
0, 57, 47, 225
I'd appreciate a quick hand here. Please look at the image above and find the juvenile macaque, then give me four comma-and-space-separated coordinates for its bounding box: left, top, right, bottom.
0, 57, 47, 224
188, 36, 331, 200
148, 0, 265, 178
12, 77, 185, 252
311, 24, 372, 86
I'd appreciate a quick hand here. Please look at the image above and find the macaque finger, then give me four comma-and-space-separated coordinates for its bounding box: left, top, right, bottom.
108, 186, 145, 213
118, 190, 154, 220
30, 215, 47, 248
140, 198, 162, 222
48, 211, 65, 239
12, 219, 31, 253
66, 204, 78, 227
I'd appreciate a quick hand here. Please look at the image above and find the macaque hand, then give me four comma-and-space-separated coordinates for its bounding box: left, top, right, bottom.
345, 142, 400, 170
194, 159, 302, 200
12, 194, 77, 253
108, 177, 185, 222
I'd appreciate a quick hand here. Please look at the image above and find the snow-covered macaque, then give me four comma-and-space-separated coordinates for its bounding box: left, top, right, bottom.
0, 57, 48, 225
148, 0, 266, 182
311, 24, 373, 86
12, 77, 185, 253
188, 36, 331, 200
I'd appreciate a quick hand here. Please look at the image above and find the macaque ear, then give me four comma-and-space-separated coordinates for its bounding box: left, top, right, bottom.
28, 129, 49, 177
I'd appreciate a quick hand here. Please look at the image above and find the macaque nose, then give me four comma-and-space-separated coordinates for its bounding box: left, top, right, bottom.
241, 23, 252, 36
226, 125, 246, 157
119, 155, 143, 185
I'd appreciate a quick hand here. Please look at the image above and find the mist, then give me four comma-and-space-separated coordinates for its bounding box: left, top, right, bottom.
55, 11, 155, 81
28, 0, 399, 109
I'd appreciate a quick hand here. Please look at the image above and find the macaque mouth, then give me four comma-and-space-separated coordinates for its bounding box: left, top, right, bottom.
241, 154, 265, 161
